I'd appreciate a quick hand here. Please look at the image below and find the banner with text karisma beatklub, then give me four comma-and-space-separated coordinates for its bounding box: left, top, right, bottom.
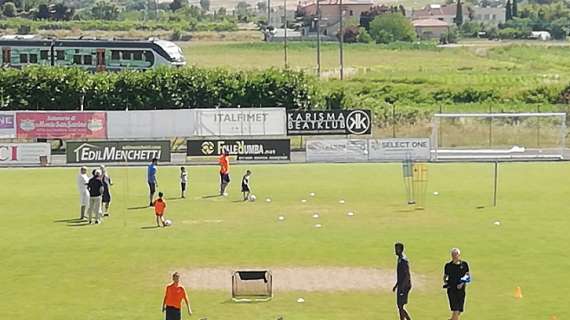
16, 112, 107, 139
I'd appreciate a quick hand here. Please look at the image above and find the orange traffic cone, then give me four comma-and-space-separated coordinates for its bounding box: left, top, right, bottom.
514, 287, 523, 299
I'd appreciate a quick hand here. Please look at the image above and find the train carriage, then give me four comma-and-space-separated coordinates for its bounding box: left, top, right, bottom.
0, 35, 185, 71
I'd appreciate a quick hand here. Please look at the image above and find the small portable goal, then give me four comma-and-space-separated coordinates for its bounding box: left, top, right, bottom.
232, 270, 273, 302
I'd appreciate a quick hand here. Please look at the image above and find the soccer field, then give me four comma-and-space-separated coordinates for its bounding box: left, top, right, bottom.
0, 162, 569, 320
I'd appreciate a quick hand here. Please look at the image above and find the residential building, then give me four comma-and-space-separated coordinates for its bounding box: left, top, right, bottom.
297, 0, 374, 37
412, 18, 450, 40
471, 6, 506, 27
412, 4, 468, 25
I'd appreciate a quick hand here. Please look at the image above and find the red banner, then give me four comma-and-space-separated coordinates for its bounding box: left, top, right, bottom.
16, 112, 107, 139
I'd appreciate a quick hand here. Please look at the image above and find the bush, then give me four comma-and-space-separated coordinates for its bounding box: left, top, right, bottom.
357, 27, 373, 43
369, 13, 416, 43
0, 67, 317, 110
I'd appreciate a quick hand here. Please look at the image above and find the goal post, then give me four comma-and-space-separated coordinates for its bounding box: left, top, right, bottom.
432, 112, 567, 161
232, 270, 272, 302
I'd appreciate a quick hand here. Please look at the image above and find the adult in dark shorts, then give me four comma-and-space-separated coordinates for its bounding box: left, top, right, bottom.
393, 242, 412, 320
162, 272, 192, 320
443, 248, 470, 320
100, 165, 112, 217
148, 158, 158, 206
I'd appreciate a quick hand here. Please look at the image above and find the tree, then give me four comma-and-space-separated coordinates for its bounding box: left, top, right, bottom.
200, 0, 210, 12
455, 0, 464, 26
37, 3, 49, 19
169, 0, 184, 12
506, 0, 512, 21
512, 0, 518, 18
217, 7, 226, 16
235, 1, 251, 22
369, 13, 416, 43
91, 1, 119, 20
257, 1, 267, 13
52, 2, 74, 20
2, 2, 17, 17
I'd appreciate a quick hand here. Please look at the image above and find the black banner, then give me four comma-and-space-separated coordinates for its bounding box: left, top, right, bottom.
66, 140, 171, 163
287, 110, 372, 135
187, 139, 290, 161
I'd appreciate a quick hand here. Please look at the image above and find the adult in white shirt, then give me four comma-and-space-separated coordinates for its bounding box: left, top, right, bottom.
76, 166, 90, 220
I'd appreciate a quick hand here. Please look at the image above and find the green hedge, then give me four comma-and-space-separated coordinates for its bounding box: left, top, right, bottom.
0, 67, 316, 110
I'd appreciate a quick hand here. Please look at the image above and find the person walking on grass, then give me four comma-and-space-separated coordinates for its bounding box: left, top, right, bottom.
154, 192, 167, 227
393, 242, 412, 320
76, 166, 90, 220
100, 165, 112, 217
180, 167, 188, 199
148, 158, 158, 206
443, 248, 471, 320
162, 272, 192, 320
241, 170, 252, 201
87, 169, 104, 225
219, 149, 230, 196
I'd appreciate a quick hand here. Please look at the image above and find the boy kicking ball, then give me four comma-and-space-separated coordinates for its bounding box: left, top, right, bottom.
154, 192, 167, 227
241, 170, 252, 201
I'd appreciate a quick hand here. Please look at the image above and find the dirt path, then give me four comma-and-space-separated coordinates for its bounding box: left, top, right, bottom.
180, 267, 429, 292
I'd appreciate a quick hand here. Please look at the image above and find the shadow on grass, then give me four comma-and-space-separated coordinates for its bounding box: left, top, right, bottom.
54, 218, 84, 223
220, 299, 269, 304
67, 222, 91, 227
128, 206, 150, 211
141, 226, 161, 230
202, 194, 221, 199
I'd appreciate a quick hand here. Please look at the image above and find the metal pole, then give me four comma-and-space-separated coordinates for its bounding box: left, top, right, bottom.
537, 105, 541, 148
493, 161, 498, 207
284, 0, 288, 68
489, 105, 493, 147
392, 103, 396, 138
268, 0, 271, 26
316, 0, 321, 77
339, 0, 344, 80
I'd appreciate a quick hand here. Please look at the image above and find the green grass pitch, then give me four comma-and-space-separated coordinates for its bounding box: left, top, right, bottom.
0, 162, 569, 320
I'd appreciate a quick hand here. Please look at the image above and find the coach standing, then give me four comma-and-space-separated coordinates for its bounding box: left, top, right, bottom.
148, 158, 158, 207
392, 242, 412, 320
87, 169, 104, 224
76, 166, 90, 220
219, 150, 230, 196
443, 248, 470, 320
162, 272, 192, 320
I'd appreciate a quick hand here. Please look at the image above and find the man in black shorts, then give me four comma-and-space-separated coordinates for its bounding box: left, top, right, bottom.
392, 242, 412, 320
443, 248, 470, 320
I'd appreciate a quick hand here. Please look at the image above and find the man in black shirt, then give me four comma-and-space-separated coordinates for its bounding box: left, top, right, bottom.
87, 169, 104, 225
443, 248, 470, 320
393, 242, 412, 320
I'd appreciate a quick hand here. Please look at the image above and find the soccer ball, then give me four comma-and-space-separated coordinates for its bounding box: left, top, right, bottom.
249, 195, 257, 202
164, 219, 172, 226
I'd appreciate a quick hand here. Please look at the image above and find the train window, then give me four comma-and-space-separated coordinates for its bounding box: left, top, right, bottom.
29, 54, 38, 64
20, 54, 28, 63
122, 51, 132, 60
133, 51, 143, 61
75, 49, 80, 54
40, 50, 49, 60
83, 55, 92, 65
111, 50, 120, 60
144, 51, 154, 62
73, 55, 82, 65
56, 50, 65, 60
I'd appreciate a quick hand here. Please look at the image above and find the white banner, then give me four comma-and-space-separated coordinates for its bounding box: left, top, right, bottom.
193, 108, 286, 136
0, 143, 51, 165
306, 139, 368, 162
107, 110, 194, 139
368, 138, 431, 161
0, 112, 16, 138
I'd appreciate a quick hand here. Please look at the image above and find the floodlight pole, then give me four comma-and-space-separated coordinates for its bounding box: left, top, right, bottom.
316, 0, 321, 77
268, 0, 272, 25
339, 0, 344, 80
284, 0, 288, 68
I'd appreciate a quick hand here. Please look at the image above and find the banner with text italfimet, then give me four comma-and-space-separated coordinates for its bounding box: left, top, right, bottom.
187, 139, 290, 161
193, 108, 286, 136
107, 110, 195, 139
66, 140, 171, 164
0, 143, 51, 165
368, 138, 431, 161
0, 112, 16, 138
287, 110, 372, 136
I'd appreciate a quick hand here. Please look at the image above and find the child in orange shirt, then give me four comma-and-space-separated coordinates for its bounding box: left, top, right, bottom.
154, 192, 167, 227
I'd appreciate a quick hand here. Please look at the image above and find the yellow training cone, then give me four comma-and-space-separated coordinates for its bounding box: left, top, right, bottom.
550, 315, 558, 320
514, 287, 523, 299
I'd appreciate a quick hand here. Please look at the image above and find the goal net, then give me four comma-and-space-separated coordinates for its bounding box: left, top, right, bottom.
432, 113, 567, 161
232, 270, 272, 302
